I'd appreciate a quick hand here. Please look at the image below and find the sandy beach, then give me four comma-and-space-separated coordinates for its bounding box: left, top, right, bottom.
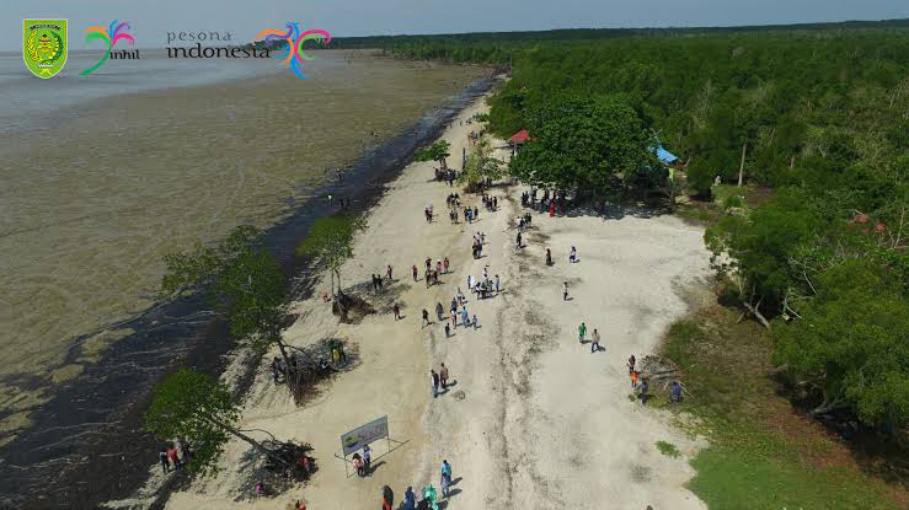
157, 91, 712, 510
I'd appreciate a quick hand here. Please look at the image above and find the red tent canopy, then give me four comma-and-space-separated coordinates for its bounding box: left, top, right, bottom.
509, 129, 531, 143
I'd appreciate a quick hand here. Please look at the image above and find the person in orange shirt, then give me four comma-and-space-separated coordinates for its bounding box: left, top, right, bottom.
631, 370, 639, 388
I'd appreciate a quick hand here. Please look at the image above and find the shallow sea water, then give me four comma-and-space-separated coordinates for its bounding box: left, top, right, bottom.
0, 49, 487, 436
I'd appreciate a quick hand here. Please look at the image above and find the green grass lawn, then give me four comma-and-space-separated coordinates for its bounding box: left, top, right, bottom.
657, 307, 907, 510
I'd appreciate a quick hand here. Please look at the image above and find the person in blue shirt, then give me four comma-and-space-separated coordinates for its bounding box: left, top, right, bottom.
440, 460, 453, 498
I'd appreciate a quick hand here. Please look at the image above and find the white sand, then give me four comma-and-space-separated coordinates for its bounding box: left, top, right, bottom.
162, 93, 712, 510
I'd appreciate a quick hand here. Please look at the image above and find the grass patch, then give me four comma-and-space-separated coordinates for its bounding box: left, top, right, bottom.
658, 304, 906, 510
657, 440, 680, 458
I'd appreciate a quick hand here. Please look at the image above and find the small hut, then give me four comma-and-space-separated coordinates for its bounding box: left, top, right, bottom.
509, 129, 531, 157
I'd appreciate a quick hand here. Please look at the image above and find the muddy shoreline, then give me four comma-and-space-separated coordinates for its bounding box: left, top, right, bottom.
0, 75, 495, 510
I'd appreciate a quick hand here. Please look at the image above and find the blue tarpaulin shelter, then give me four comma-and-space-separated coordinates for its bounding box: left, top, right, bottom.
651, 145, 679, 165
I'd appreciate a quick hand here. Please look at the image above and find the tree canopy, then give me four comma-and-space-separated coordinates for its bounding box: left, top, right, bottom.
459, 138, 503, 187
509, 96, 654, 197
296, 216, 365, 295
162, 225, 287, 344
414, 140, 451, 170
145, 369, 245, 476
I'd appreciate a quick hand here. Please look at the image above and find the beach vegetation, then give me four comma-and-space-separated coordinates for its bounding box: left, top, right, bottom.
508, 96, 655, 198
161, 226, 296, 381
145, 369, 282, 477
414, 140, 452, 170
460, 138, 503, 190
656, 440, 680, 458
296, 215, 365, 299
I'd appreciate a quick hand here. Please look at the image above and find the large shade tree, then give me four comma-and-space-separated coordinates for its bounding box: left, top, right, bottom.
509, 96, 654, 197
145, 369, 288, 476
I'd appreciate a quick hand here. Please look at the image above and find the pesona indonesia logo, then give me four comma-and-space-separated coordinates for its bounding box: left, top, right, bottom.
81, 20, 137, 76
255, 22, 331, 79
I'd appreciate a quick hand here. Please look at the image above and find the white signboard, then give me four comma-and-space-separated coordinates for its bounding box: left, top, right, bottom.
340, 415, 389, 456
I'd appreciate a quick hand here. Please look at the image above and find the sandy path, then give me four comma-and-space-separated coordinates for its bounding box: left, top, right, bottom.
162, 93, 710, 510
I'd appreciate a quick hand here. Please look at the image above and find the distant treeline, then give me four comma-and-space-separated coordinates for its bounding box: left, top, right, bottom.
355, 21, 909, 431
330, 18, 909, 51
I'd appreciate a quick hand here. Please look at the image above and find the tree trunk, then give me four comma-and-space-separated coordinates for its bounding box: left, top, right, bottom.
808, 395, 845, 418
743, 298, 771, 330
737, 142, 747, 187
207, 416, 288, 467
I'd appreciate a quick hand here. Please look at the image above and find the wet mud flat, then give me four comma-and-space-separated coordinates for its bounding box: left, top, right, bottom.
0, 76, 494, 510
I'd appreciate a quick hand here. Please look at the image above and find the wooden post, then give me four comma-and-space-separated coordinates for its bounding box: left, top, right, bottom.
737, 142, 747, 187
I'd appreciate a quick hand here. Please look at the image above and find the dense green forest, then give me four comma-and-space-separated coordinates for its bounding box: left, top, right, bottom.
347, 25, 909, 431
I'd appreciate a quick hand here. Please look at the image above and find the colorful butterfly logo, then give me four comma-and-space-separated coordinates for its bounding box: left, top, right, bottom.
81, 20, 135, 76
255, 22, 331, 79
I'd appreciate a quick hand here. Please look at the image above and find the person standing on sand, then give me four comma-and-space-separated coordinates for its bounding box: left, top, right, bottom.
591, 328, 601, 353
631, 370, 639, 388
461, 307, 470, 328
431, 370, 440, 398
578, 322, 587, 343
394, 304, 401, 321
403, 487, 416, 510
363, 445, 372, 475
435, 302, 444, 321
516, 231, 523, 248
444, 322, 451, 338
167, 445, 181, 471
570, 246, 578, 263
443, 257, 450, 274
439, 363, 449, 389
413, 265, 418, 282
387, 265, 393, 281
382, 485, 394, 510
159, 448, 169, 474
422, 309, 430, 328
563, 282, 570, 301
451, 310, 457, 329
628, 355, 636, 374
546, 248, 553, 266
472, 314, 479, 329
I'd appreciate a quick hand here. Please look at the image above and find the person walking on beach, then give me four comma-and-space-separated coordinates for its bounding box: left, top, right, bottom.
412, 265, 418, 282
439, 363, 449, 389
387, 265, 393, 281
394, 304, 401, 321
638, 377, 649, 405
444, 322, 451, 338
431, 370, 440, 398
631, 370, 639, 388
546, 248, 553, 266
578, 322, 587, 343
570, 246, 578, 263
435, 302, 444, 321
516, 231, 523, 248
440, 460, 453, 498
563, 281, 570, 301
472, 314, 479, 329
591, 328, 601, 353
443, 257, 450, 274
422, 309, 430, 328
628, 355, 636, 375
451, 310, 458, 329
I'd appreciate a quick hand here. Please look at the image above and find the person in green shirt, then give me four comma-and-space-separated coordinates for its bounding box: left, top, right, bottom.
578, 322, 587, 343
